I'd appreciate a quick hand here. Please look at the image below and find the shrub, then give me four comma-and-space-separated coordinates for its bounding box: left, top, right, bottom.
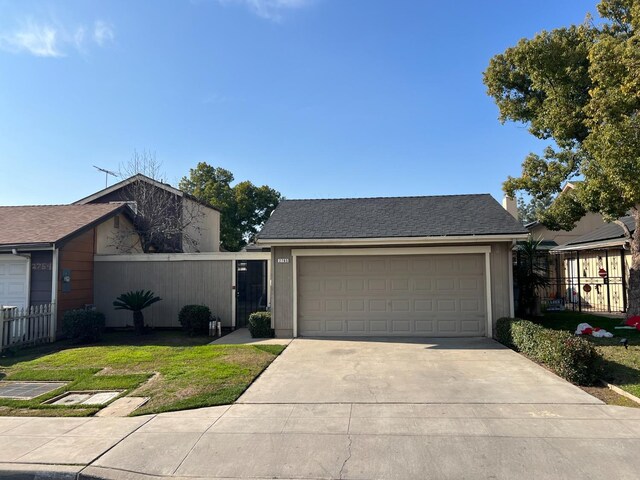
495, 317, 602, 385
178, 305, 212, 335
248, 311, 273, 338
62, 309, 106, 344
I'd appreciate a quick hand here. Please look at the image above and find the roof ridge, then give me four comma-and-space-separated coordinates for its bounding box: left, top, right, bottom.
0, 203, 125, 208
282, 193, 491, 202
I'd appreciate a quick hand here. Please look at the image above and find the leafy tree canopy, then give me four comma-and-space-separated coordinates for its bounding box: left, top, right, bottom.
484, 0, 640, 317
484, 0, 640, 227
179, 163, 282, 251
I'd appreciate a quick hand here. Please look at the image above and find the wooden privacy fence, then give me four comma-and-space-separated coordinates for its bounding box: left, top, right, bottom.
1, 304, 54, 351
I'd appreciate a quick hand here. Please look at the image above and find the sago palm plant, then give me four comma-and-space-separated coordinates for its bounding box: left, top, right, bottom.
113, 290, 162, 335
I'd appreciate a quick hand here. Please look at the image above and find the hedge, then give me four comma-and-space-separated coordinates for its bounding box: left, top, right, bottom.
62, 309, 106, 344
178, 305, 212, 335
495, 317, 602, 385
248, 311, 273, 338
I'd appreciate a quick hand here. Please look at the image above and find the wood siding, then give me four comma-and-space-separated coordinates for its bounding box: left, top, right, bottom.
489, 242, 512, 324
29, 251, 53, 305
94, 260, 233, 328
57, 229, 95, 322
272, 246, 293, 337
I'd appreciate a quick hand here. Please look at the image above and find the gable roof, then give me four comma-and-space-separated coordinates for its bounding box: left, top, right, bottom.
0, 203, 128, 248
552, 216, 635, 252
74, 174, 220, 212
257, 194, 528, 242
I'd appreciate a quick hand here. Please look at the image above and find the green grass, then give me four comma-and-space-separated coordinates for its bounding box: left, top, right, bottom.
0, 330, 285, 416
533, 311, 640, 399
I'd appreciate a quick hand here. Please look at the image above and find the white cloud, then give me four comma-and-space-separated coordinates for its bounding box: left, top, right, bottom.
219, 0, 313, 21
0, 18, 115, 58
93, 21, 114, 47
0, 21, 63, 57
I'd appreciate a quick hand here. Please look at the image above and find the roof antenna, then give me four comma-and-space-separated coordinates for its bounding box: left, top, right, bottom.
93, 165, 118, 188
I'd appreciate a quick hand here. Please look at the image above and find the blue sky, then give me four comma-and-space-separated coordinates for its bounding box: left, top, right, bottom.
0, 0, 597, 205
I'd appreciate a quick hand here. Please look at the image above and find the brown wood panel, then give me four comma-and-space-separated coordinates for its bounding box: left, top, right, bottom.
57, 228, 96, 321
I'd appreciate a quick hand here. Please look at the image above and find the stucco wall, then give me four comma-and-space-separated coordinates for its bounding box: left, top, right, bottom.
271, 242, 514, 338
530, 213, 605, 246
95, 215, 142, 254
183, 199, 221, 253
94, 259, 233, 328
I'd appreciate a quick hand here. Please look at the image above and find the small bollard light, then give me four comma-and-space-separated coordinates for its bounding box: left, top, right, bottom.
620, 338, 629, 350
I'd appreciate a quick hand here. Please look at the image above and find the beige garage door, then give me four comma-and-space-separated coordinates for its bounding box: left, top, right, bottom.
298, 254, 486, 337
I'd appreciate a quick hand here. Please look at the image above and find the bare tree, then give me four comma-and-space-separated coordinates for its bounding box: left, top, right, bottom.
108, 151, 205, 253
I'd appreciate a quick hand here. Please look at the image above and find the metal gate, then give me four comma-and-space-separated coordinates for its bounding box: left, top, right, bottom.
543, 249, 628, 314
235, 260, 268, 328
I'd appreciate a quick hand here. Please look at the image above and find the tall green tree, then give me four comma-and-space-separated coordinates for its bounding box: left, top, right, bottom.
483, 0, 640, 317
179, 163, 282, 251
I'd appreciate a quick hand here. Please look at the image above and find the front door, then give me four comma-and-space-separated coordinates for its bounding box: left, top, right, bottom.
236, 260, 268, 328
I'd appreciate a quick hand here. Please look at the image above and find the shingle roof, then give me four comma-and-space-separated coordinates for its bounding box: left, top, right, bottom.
257, 194, 527, 240
0, 204, 126, 246
556, 216, 635, 248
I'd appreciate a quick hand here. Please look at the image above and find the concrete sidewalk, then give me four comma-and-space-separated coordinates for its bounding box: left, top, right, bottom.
1, 403, 640, 479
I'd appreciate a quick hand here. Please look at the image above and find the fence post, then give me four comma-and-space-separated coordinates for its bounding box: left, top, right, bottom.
49, 303, 56, 342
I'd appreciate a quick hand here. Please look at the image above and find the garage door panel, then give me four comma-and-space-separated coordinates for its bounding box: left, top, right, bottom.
390, 299, 410, 312
415, 320, 434, 332
324, 279, 343, 293
367, 278, 386, 291
0, 258, 29, 309
325, 320, 344, 333
460, 298, 481, 312
298, 254, 486, 337
369, 319, 388, 333
391, 278, 409, 291
347, 320, 366, 333
346, 299, 365, 312
369, 299, 387, 312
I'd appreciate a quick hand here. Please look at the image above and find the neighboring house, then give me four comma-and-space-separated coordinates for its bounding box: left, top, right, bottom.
502, 183, 609, 313
550, 216, 633, 314
256, 194, 528, 338
74, 174, 221, 253
0, 203, 140, 331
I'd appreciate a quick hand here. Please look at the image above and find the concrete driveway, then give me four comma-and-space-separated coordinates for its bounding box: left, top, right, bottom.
4, 337, 640, 480
239, 337, 599, 404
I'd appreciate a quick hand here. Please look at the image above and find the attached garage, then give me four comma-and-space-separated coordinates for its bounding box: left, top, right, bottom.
0, 257, 29, 309
257, 195, 528, 339
297, 252, 487, 337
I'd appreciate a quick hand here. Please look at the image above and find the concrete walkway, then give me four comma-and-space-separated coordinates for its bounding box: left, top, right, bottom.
1, 337, 640, 479
209, 328, 292, 345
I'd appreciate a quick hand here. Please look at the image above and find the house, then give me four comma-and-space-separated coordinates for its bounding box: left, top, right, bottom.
74, 174, 221, 253
255, 194, 528, 338
549, 216, 633, 313
502, 184, 609, 312
0, 203, 140, 331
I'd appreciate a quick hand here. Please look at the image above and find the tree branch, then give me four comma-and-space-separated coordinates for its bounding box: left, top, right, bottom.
614, 219, 633, 239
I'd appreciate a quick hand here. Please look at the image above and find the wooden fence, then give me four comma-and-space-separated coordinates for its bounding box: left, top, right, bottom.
1, 304, 54, 351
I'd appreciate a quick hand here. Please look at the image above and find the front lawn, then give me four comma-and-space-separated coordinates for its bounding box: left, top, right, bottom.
534, 311, 640, 400
0, 330, 285, 417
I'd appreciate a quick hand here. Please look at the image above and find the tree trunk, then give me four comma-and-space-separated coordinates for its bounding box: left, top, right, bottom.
627, 208, 640, 318
133, 310, 145, 335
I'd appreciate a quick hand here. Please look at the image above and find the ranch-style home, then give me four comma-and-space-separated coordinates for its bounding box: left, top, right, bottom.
256, 194, 528, 338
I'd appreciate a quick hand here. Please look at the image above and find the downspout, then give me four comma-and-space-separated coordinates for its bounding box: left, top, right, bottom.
50, 248, 59, 341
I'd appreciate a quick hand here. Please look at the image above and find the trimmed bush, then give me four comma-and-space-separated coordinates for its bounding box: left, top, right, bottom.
248, 311, 273, 338
179, 305, 212, 335
62, 309, 106, 344
495, 317, 602, 385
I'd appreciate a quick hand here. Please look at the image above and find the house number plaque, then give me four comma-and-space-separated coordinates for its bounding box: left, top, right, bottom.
277, 258, 290, 264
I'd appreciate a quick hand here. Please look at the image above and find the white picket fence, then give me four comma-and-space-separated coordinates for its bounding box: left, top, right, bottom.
0, 304, 54, 351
